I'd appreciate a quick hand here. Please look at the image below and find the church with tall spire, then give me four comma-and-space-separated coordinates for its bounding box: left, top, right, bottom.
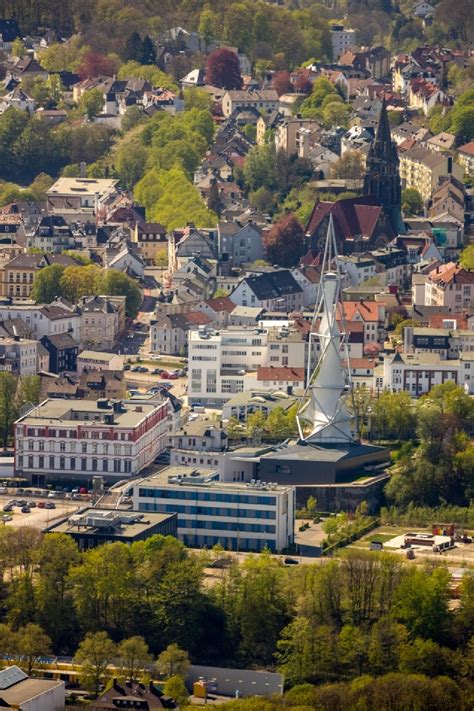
363, 98, 404, 234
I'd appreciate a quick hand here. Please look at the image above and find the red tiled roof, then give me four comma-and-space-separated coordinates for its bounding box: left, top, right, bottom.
257, 366, 305, 382
429, 312, 470, 329
185, 312, 212, 325
344, 358, 376, 369
204, 296, 236, 313
343, 300, 380, 322
306, 197, 384, 245
429, 262, 474, 286
458, 141, 474, 156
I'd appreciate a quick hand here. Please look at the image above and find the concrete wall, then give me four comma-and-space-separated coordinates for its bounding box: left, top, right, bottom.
23, 683, 65, 711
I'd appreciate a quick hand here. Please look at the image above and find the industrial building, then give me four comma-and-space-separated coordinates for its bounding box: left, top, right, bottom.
0, 666, 64, 711
44, 508, 177, 549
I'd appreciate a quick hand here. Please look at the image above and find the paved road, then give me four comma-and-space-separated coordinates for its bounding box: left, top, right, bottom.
0, 494, 81, 529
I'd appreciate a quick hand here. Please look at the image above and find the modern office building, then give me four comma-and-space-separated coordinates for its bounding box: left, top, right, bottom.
130, 467, 295, 552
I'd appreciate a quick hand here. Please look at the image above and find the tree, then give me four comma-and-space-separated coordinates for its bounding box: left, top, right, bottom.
101, 269, 142, 318
60, 264, 102, 303
264, 213, 305, 268
124, 32, 143, 62
12, 38, 27, 58
205, 48, 243, 90
323, 100, 350, 127
17, 375, 41, 407
74, 631, 117, 696
76, 52, 117, 80
121, 106, 145, 133
156, 643, 190, 679
460, 244, 474, 270
15, 623, 52, 675
118, 636, 152, 680
330, 150, 365, 181
0, 372, 19, 448
163, 675, 189, 705
183, 88, 213, 111
79, 89, 103, 119
31, 264, 64, 303
394, 566, 451, 642
246, 410, 266, 441
273, 71, 292, 97
199, 8, 218, 51
402, 188, 424, 216
243, 144, 277, 193
207, 180, 223, 216
139, 35, 156, 65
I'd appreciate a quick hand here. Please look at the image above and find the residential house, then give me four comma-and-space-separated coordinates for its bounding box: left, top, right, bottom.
9, 57, 48, 81
40, 333, 79, 374
150, 313, 191, 356
217, 220, 265, 268
256, 366, 305, 391
336, 255, 378, 286
79, 369, 127, 400
0, 301, 81, 342
256, 111, 283, 145
425, 262, 474, 313
131, 222, 167, 264
413, 2, 435, 17
79, 294, 126, 351
290, 265, 320, 306
457, 142, 474, 175
391, 121, 432, 146
168, 224, 217, 273
370, 246, 412, 289
342, 300, 386, 343
195, 296, 236, 328
304, 143, 339, 177
275, 117, 321, 156
27, 215, 74, 253
228, 305, 266, 327
428, 177, 466, 224
0, 213, 26, 245
408, 78, 447, 116
0, 337, 43, 376
399, 146, 463, 203
382, 351, 469, 395
0, 87, 35, 115
231, 270, 304, 312
222, 89, 279, 119
103, 239, 146, 279
2, 252, 77, 300
425, 132, 456, 153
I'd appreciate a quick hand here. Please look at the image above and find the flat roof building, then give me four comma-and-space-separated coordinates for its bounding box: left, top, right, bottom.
0, 665, 64, 710
44, 508, 177, 549
130, 466, 295, 553
14, 398, 169, 485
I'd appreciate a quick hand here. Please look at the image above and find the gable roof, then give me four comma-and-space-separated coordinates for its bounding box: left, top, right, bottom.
257, 366, 305, 382
343, 300, 381, 322
203, 296, 235, 313
306, 196, 385, 243
244, 271, 302, 300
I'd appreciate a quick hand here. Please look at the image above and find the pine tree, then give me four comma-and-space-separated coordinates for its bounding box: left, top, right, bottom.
139, 36, 156, 66
124, 32, 143, 62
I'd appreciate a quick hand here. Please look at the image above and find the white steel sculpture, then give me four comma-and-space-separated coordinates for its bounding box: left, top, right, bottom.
296, 215, 355, 445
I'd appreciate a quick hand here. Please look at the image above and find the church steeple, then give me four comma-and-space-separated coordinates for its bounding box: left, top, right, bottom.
363, 98, 404, 234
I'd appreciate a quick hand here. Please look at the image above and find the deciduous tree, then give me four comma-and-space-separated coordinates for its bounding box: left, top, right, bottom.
264, 213, 305, 267
74, 631, 117, 696
205, 48, 243, 90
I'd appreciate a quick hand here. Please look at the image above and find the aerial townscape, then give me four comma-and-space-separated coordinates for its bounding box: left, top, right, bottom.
0, 0, 472, 709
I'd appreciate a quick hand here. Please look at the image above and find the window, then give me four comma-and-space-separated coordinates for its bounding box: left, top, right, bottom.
70, 457, 75, 470
60, 442, 66, 452
49, 456, 55, 469
82, 442, 87, 453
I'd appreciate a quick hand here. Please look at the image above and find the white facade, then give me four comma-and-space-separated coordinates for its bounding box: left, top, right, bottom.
77, 351, 124, 374
336, 256, 377, 286
382, 352, 464, 395
14, 398, 169, 484
0, 303, 81, 341
188, 325, 307, 404
131, 468, 295, 552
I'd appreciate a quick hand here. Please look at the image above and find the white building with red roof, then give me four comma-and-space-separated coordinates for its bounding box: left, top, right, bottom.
425, 263, 474, 313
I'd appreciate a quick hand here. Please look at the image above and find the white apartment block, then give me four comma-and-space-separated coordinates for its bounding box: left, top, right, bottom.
77, 350, 124, 374
14, 397, 169, 485
0, 337, 43, 376
131, 467, 296, 552
188, 325, 307, 405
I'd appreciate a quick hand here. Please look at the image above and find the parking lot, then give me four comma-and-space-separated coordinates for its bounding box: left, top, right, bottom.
0, 492, 83, 529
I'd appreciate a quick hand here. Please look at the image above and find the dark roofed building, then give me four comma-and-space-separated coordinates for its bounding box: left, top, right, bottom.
306, 195, 393, 257
231, 269, 304, 311
40, 332, 79, 374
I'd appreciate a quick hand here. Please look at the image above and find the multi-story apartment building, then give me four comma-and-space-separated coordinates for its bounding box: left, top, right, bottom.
274, 118, 321, 156
78, 295, 126, 351
77, 350, 124, 375
221, 89, 279, 118
0, 301, 81, 342
217, 220, 265, 268
14, 397, 169, 485
169, 419, 228, 469
130, 467, 296, 552
399, 146, 463, 203
2, 253, 77, 300
425, 263, 474, 313
46, 177, 120, 222
382, 351, 474, 395
0, 337, 43, 376
457, 142, 474, 176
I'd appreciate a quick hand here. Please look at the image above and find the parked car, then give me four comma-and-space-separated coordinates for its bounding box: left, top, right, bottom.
2, 504, 12, 512
284, 557, 299, 565
131, 366, 140, 372
160, 382, 172, 389
16, 499, 27, 507
45, 502, 56, 509
152, 368, 161, 374
124, 364, 131, 370
28, 501, 37, 508
138, 366, 149, 373
21, 506, 30, 513
37, 501, 45, 508
168, 372, 179, 379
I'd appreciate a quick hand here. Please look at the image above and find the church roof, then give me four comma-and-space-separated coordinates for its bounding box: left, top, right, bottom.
306, 196, 384, 242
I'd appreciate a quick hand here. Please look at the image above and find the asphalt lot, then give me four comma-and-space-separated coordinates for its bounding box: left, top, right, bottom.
0, 494, 81, 529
